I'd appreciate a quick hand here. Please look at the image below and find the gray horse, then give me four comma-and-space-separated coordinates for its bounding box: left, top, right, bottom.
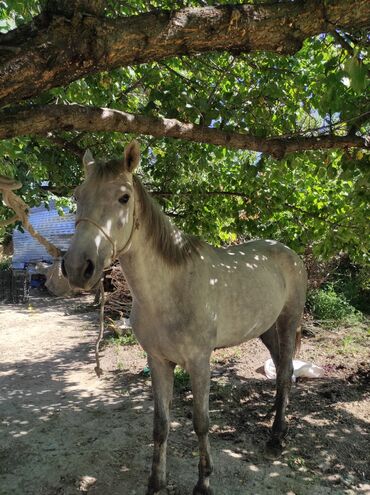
62, 141, 307, 495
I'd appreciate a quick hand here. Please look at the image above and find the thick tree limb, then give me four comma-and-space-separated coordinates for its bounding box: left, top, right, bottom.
0, 0, 369, 108
0, 104, 367, 159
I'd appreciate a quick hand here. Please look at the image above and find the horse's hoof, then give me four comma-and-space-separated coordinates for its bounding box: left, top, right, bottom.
192, 483, 214, 495
265, 438, 283, 459
146, 480, 166, 495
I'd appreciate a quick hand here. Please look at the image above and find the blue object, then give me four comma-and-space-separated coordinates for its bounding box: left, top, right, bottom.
12, 201, 75, 266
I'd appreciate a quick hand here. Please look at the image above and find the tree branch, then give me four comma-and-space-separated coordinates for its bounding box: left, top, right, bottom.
153, 190, 249, 199
0, 0, 369, 107
0, 104, 367, 159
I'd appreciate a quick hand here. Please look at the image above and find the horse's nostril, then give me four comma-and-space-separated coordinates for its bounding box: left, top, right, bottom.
61, 259, 67, 278
83, 259, 95, 281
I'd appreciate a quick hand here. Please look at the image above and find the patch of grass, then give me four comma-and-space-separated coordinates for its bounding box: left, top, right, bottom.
288, 455, 306, 470
307, 284, 363, 326
337, 326, 369, 355
107, 331, 138, 347
174, 366, 190, 389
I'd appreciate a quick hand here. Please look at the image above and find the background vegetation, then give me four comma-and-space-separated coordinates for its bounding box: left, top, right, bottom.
0, 1, 369, 316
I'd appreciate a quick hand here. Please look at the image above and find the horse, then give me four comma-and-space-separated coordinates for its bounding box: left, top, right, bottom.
62, 141, 307, 495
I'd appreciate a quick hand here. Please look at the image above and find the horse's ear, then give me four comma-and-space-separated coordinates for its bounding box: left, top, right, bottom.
82, 149, 95, 176
123, 140, 140, 173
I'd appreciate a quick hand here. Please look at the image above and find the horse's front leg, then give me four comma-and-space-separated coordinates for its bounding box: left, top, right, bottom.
188, 359, 214, 495
147, 356, 175, 495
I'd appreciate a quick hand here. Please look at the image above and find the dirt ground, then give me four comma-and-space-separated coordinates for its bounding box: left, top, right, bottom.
0, 294, 369, 495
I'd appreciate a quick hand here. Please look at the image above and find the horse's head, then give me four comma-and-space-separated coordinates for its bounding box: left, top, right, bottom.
62, 140, 140, 290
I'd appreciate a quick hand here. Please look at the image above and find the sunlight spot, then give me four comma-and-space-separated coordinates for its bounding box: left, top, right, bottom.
254, 255, 259, 260
223, 449, 242, 459
248, 464, 259, 472
105, 219, 113, 234
101, 108, 114, 119
269, 472, 279, 478
227, 252, 235, 256
173, 230, 185, 246
200, 255, 205, 260
246, 263, 254, 269
210, 278, 218, 285
94, 234, 102, 249
13, 430, 29, 438
239, 251, 245, 255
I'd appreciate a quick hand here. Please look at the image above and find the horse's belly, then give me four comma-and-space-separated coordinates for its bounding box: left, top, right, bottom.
213, 283, 285, 348
215, 308, 280, 348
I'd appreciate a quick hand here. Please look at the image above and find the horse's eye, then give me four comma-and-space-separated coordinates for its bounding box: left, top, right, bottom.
119, 194, 130, 204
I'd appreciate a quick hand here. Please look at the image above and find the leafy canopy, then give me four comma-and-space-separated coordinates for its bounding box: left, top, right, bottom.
0, 0, 369, 264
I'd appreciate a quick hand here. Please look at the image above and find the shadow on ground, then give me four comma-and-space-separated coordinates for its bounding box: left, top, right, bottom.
0, 295, 369, 495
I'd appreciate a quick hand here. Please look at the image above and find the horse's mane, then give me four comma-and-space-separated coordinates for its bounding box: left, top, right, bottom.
133, 176, 204, 266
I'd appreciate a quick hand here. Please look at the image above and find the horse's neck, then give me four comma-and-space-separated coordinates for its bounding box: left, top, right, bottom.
118, 208, 180, 307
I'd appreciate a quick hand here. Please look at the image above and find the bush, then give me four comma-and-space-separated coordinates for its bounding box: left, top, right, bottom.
307, 284, 363, 325
0, 257, 11, 270
334, 266, 370, 314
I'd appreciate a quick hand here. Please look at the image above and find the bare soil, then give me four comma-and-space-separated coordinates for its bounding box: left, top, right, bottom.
0, 294, 369, 495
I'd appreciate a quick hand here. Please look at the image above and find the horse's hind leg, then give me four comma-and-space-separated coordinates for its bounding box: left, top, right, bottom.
147, 356, 175, 495
260, 323, 279, 369
266, 309, 301, 457
260, 323, 280, 417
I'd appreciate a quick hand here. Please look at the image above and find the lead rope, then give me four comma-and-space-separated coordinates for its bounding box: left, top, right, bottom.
88, 204, 136, 377
95, 279, 105, 377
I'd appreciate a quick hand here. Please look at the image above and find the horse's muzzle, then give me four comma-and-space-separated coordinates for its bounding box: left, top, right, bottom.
62, 252, 98, 290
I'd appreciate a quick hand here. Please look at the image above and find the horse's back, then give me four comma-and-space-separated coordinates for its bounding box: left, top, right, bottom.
210, 239, 306, 290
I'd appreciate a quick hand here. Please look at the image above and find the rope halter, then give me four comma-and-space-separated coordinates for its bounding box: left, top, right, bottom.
75, 203, 136, 264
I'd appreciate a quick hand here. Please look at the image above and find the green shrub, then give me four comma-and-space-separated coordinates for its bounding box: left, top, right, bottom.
0, 257, 11, 270
307, 284, 363, 324
108, 331, 138, 346
174, 366, 190, 389
334, 266, 370, 314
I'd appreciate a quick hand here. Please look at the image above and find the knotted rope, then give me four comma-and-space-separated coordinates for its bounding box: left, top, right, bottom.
0, 175, 62, 258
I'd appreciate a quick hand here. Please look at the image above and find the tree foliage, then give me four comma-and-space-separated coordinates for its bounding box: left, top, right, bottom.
0, 0, 369, 264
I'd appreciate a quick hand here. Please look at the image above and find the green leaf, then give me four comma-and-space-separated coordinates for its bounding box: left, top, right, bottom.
344, 57, 368, 93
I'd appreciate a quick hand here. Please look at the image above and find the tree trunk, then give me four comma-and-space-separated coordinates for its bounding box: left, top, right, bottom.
0, 0, 369, 108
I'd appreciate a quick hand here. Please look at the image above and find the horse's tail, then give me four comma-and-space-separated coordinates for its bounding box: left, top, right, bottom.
294, 324, 302, 357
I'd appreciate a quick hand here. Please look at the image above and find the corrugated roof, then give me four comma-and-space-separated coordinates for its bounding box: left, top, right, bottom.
12, 202, 75, 264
